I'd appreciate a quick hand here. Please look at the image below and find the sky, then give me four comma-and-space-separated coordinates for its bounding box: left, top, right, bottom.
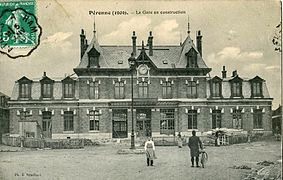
0, 0, 281, 108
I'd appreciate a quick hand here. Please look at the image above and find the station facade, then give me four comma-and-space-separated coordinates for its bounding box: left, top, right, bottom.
8, 21, 273, 139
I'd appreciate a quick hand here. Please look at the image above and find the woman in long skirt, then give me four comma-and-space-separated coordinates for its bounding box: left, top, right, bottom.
144, 137, 156, 166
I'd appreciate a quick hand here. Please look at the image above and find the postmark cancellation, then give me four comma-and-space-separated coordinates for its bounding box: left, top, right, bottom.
0, 0, 42, 58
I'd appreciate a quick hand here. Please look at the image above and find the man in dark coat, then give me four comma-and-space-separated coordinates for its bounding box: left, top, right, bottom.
188, 130, 203, 167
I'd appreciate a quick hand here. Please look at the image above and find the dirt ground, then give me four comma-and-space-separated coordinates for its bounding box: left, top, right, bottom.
0, 140, 281, 180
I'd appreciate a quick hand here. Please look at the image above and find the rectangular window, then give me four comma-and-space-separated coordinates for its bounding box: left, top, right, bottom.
187, 81, 197, 98
42, 111, 51, 131
112, 109, 127, 138
231, 82, 241, 97
89, 57, 99, 68
64, 83, 73, 98
187, 50, 197, 68
212, 82, 221, 97
160, 109, 175, 135
253, 109, 263, 129
252, 82, 262, 97
90, 81, 99, 99
20, 83, 30, 98
212, 110, 221, 129
64, 111, 74, 131
188, 110, 197, 129
42, 83, 52, 98
89, 110, 99, 131
114, 81, 125, 99
138, 81, 148, 98
232, 109, 242, 129
162, 81, 172, 99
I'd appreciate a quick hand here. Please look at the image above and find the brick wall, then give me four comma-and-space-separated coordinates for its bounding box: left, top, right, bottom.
78, 76, 208, 100
7, 74, 272, 139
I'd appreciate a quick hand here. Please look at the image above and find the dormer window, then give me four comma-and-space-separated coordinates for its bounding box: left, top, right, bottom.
229, 76, 243, 98
185, 48, 198, 68
62, 77, 75, 99
209, 76, 222, 98
249, 76, 264, 98
87, 47, 100, 68
18, 76, 32, 99
40, 74, 54, 99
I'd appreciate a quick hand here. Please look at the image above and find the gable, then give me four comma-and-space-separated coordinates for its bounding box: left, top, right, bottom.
229, 75, 243, 82
136, 50, 157, 69
61, 76, 76, 83
88, 47, 100, 57
40, 76, 54, 83
249, 76, 265, 82
17, 76, 33, 83
210, 76, 222, 82
185, 47, 198, 56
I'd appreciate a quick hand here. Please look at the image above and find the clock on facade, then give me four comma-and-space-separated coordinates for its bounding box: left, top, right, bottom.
138, 64, 148, 75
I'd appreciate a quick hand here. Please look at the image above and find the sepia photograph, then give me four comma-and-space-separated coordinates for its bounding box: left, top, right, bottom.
0, 0, 282, 179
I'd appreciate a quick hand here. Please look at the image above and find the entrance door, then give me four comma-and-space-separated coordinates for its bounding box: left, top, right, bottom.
136, 109, 151, 137
42, 111, 52, 138
112, 109, 128, 138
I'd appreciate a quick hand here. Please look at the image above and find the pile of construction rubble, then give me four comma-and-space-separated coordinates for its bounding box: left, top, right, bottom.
244, 160, 281, 180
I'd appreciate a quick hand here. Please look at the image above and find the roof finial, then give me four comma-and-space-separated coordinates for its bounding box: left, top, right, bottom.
93, 15, 96, 35
187, 15, 190, 35
142, 40, 145, 50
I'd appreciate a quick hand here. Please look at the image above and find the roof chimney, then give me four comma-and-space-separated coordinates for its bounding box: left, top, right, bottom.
196, 30, 202, 56
232, 70, 237, 77
80, 29, 86, 59
148, 31, 153, 56
132, 31, 137, 56
222, 66, 227, 78
84, 39, 88, 53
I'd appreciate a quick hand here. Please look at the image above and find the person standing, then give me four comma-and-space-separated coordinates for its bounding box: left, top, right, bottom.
144, 137, 156, 166
188, 130, 203, 167
177, 133, 183, 148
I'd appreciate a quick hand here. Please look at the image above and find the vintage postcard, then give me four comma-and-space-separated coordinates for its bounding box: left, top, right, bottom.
0, 0, 282, 179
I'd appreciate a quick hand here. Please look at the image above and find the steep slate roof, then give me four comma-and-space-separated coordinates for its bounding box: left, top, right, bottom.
176, 36, 208, 68
75, 34, 210, 70
79, 33, 110, 68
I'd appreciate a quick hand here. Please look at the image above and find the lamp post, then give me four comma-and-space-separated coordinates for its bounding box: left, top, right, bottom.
128, 53, 136, 149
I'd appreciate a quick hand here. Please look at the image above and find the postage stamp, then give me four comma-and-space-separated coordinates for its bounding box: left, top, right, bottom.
0, 0, 42, 58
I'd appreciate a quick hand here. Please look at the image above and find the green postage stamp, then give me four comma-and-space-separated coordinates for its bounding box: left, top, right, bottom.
0, 0, 41, 58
